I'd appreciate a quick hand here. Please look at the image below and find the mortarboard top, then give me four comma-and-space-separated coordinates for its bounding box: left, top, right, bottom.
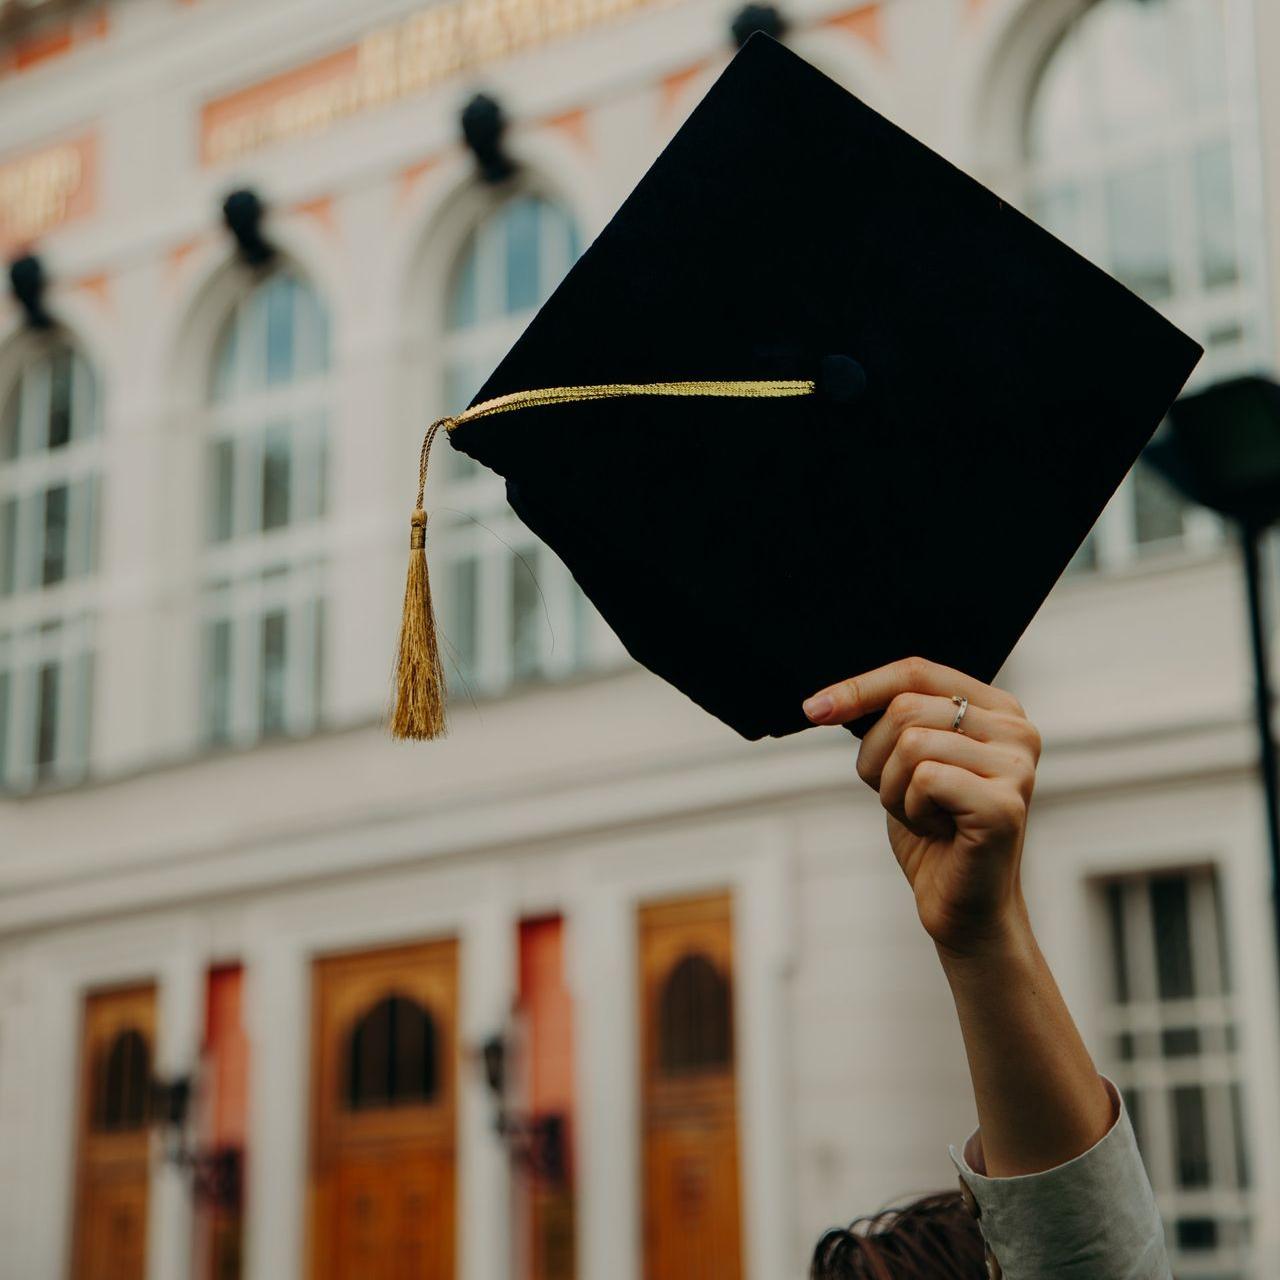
392, 34, 1202, 743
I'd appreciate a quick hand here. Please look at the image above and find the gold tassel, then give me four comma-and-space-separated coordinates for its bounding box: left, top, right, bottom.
391, 419, 451, 740
391, 380, 817, 742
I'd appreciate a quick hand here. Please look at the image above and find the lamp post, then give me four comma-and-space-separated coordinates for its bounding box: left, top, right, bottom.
1145, 374, 1280, 983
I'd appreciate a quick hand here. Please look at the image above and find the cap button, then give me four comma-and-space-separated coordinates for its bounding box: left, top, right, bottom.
817, 354, 867, 405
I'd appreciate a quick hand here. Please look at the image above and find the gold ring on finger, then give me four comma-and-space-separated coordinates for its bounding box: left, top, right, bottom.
950, 695, 969, 733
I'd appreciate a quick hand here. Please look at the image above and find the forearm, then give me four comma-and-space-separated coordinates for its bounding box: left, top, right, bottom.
939, 903, 1114, 1177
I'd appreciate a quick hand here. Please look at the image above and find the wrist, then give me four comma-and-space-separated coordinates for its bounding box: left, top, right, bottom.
933, 896, 1036, 972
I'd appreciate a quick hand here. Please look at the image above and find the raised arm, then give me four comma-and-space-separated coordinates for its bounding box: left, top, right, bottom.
802, 657, 1112, 1174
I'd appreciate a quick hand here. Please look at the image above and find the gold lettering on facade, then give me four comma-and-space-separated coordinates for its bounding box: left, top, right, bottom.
202, 0, 681, 165
0, 138, 93, 250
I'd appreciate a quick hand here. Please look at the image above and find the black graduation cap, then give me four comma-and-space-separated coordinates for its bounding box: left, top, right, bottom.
392, 34, 1202, 742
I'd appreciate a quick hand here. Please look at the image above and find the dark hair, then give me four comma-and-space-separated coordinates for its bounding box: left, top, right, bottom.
810, 1191, 987, 1280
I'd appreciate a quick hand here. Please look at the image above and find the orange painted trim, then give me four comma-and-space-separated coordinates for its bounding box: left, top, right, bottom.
397, 154, 438, 206
658, 59, 712, 120
14, 24, 74, 71
76, 273, 111, 309
292, 194, 336, 236
544, 107, 591, 154
823, 3, 885, 54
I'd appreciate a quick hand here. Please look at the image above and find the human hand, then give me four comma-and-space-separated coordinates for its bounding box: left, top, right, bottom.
803, 657, 1041, 959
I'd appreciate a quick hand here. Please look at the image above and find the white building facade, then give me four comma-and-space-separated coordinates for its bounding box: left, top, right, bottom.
1, 0, 1279, 1278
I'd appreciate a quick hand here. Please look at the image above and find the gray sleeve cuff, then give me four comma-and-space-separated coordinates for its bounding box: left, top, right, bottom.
949, 1079, 1171, 1280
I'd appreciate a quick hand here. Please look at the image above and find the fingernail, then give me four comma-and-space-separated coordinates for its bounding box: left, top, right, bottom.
803, 694, 833, 721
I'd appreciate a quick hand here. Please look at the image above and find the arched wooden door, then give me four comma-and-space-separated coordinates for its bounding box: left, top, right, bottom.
639, 893, 742, 1280
309, 939, 458, 1280
71, 984, 156, 1280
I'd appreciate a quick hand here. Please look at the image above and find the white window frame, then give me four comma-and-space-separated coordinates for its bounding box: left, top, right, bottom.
434, 193, 599, 698
0, 337, 99, 791
199, 267, 330, 748
1097, 868, 1254, 1278
1024, 0, 1267, 574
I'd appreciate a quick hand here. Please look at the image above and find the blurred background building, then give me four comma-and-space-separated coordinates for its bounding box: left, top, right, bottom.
0, 0, 1277, 1277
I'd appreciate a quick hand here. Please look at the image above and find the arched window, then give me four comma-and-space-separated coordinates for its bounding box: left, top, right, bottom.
1025, 0, 1263, 568
436, 193, 596, 694
0, 337, 98, 790
658, 953, 733, 1076
344, 993, 439, 1110
201, 267, 329, 745
92, 1027, 150, 1131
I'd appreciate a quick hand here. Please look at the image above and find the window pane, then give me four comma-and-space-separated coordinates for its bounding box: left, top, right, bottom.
1030, 183, 1085, 255
312, 416, 329, 522
310, 597, 325, 726
0, 498, 16, 596
208, 439, 235, 543
35, 659, 59, 776
47, 347, 74, 450
446, 558, 478, 691
42, 484, 69, 586
1105, 162, 1173, 300
1092, 3, 1175, 143
71, 649, 93, 773
0, 668, 9, 785
0, 381, 17, 461
68, 474, 98, 580
1195, 142, 1238, 289
265, 276, 297, 385
442, 363, 483, 480
261, 423, 292, 531
1151, 874, 1195, 999
1161, 1027, 1199, 1057
203, 618, 232, 745
1172, 1084, 1211, 1188
1133, 461, 1186, 546
448, 240, 479, 331
1124, 1086, 1142, 1153
505, 197, 542, 313
510, 550, 541, 682
211, 314, 238, 402
294, 280, 330, 378
1174, 1218, 1217, 1252
1105, 881, 1130, 1002
260, 609, 287, 735
1230, 1084, 1249, 1188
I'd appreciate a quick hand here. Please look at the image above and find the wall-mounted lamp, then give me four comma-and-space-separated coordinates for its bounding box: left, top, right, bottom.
461, 93, 516, 186
729, 3, 787, 47
478, 1031, 567, 1184
221, 188, 275, 269
8, 254, 53, 329
149, 1072, 244, 1210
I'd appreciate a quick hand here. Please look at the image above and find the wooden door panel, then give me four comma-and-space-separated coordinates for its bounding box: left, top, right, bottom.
72, 985, 156, 1280
639, 893, 742, 1280
76, 1176, 149, 1280
644, 1127, 742, 1280
310, 939, 457, 1280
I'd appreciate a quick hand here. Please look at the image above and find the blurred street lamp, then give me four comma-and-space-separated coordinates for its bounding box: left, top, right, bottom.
149, 1072, 244, 1209
478, 1031, 567, 1183
1145, 374, 1280, 982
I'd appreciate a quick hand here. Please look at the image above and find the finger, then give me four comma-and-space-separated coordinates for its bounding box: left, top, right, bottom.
878, 728, 1025, 825
856, 693, 1039, 789
803, 656, 1022, 726
903, 760, 1027, 839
